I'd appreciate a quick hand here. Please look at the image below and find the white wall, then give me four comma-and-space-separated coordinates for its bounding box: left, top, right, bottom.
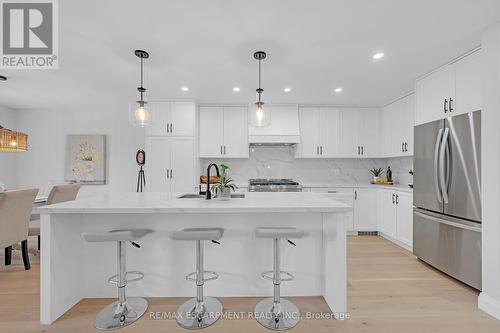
13, 100, 145, 195
0, 106, 19, 188
478, 22, 500, 319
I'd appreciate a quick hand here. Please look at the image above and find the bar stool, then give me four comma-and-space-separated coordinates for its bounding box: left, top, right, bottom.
171, 227, 224, 329
254, 227, 304, 331
82, 229, 152, 331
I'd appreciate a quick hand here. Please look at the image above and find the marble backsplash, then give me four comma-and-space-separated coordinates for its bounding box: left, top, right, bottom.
200, 146, 414, 187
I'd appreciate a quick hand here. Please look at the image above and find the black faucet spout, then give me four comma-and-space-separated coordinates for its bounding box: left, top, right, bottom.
206, 163, 220, 200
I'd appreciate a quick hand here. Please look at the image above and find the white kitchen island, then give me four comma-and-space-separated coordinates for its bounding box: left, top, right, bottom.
34, 192, 351, 324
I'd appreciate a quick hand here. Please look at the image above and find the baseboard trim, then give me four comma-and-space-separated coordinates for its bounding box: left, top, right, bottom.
479, 293, 500, 320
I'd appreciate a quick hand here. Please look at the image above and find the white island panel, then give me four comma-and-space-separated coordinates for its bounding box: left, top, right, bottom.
36, 192, 350, 324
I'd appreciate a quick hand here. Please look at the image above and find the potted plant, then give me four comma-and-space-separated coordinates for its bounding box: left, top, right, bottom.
211, 164, 238, 200
370, 167, 384, 183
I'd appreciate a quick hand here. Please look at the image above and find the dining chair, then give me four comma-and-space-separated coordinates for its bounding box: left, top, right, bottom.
29, 183, 81, 250
0, 188, 39, 270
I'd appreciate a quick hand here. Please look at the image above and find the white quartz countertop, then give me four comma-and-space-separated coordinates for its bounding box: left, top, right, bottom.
34, 192, 351, 214
302, 183, 413, 193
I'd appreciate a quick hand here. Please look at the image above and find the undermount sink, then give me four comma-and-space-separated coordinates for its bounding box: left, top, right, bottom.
178, 193, 245, 199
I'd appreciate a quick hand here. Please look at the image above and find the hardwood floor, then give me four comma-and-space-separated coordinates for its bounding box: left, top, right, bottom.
1, 236, 499, 332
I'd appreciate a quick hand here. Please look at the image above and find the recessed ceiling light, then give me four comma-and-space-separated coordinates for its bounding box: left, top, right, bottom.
233, 87, 240, 92
181, 86, 189, 92
334, 87, 343, 93
372, 52, 384, 60
284, 87, 291, 93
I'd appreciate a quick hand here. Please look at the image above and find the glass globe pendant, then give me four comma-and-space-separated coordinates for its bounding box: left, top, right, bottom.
250, 51, 270, 127
129, 50, 153, 127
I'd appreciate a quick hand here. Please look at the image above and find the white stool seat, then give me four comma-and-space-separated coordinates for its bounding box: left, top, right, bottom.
82, 229, 152, 243
171, 228, 223, 241
256, 227, 304, 239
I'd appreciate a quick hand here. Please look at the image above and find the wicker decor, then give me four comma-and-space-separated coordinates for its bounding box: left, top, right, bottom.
0, 126, 28, 152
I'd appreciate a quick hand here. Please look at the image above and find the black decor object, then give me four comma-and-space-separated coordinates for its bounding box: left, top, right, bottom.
136, 149, 146, 192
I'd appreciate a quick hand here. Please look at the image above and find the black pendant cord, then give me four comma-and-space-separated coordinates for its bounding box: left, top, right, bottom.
139, 57, 144, 102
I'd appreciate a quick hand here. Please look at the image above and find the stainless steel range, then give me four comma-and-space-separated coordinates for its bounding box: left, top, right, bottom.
248, 179, 302, 192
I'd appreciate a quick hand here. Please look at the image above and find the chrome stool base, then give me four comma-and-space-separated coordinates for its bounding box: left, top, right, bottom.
94, 297, 148, 331
254, 298, 300, 331
176, 296, 223, 330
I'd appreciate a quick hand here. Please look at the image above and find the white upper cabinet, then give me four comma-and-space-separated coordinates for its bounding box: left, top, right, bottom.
146, 101, 196, 137
415, 50, 481, 125
382, 93, 414, 157
339, 108, 380, 157
199, 107, 224, 157
199, 106, 248, 158
455, 51, 482, 115
296, 107, 339, 158
223, 107, 249, 158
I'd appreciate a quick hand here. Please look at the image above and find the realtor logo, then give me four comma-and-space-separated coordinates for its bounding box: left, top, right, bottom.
1, 0, 58, 69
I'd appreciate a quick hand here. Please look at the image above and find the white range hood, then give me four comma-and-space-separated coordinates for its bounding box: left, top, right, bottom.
248, 104, 301, 145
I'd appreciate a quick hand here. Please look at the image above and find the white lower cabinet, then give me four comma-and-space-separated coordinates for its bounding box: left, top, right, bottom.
377, 189, 413, 249
353, 188, 377, 231
309, 187, 355, 231
146, 137, 197, 193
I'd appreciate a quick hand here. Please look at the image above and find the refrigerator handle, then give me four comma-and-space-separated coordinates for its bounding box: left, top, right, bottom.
434, 128, 444, 203
439, 128, 450, 204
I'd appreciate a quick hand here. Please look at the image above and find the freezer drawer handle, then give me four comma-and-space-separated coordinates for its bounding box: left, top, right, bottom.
414, 211, 481, 233
444, 99, 448, 113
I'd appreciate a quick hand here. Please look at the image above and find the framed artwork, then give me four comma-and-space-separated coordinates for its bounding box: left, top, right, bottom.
65, 135, 106, 184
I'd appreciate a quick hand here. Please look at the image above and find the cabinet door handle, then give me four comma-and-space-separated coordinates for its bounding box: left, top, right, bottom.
327, 190, 337, 193
170, 169, 173, 179
392, 193, 395, 204
361, 146, 364, 155
358, 146, 360, 155
166, 124, 170, 133
354, 190, 357, 200
444, 99, 448, 113
320, 146, 323, 155
166, 169, 170, 179
220, 145, 223, 155
317, 146, 319, 155
404, 142, 408, 152
449, 98, 454, 112
396, 194, 399, 205
224, 146, 226, 155
402, 142, 404, 153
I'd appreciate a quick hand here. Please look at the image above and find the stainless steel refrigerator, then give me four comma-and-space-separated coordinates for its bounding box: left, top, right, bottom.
413, 110, 481, 290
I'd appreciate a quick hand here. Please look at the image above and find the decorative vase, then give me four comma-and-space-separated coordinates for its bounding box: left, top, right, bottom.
219, 188, 231, 201
373, 176, 379, 183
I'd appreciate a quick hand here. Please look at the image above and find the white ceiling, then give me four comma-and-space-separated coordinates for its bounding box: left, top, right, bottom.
1, 0, 500, 111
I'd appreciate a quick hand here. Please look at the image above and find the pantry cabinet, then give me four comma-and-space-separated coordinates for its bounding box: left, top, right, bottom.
339, 108, 380, 157
415, 50, 481, 125
199, 106, 248, 158
382, 93, 414, 157
296, 107, 339, 158
377, 189, 413, 249
146, 137, 197, 193
146, 101, 196, 137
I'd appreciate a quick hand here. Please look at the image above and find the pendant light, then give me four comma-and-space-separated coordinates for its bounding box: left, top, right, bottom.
129, 50, 152, 127
0, 125, 28, 152
250, 51, 270, 127
0, 76, 28, 152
